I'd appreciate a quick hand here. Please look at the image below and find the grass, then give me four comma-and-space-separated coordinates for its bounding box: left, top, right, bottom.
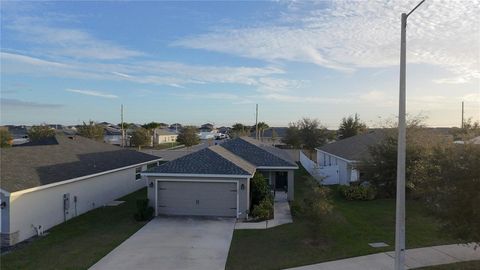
226, 165, 460, 270
414, 261, 480, 270
1, 188, 149, 270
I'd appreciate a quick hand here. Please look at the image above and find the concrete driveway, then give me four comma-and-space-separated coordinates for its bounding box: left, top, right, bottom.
90, 217, 235, 270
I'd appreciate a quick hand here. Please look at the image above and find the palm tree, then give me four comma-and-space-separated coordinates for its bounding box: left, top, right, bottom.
256, 122, 269, 141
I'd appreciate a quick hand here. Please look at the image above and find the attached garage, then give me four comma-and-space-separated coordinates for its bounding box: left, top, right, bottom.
156, 180, 238, 217
143, 138, 298, 220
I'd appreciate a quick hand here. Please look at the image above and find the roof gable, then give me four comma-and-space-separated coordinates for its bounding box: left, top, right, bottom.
146, 148, 252, 176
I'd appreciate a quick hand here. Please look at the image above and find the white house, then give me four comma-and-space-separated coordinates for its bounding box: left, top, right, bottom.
315, 131, 385, 185
153, 129, 178, 144
0, 134, 161, 247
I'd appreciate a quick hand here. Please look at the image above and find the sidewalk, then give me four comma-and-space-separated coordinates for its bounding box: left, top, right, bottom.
235, 191, 293, 230
285, 243, 480, 270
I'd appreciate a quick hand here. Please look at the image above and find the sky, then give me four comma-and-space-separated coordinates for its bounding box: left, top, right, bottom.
1, 0, 479, 129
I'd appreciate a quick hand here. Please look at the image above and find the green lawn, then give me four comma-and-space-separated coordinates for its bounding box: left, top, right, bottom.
414, 260, 480, 270
1, 188, 149, 270
226, 165, 460, 270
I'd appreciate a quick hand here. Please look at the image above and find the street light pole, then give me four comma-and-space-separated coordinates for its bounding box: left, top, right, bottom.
395, 1, 425, 270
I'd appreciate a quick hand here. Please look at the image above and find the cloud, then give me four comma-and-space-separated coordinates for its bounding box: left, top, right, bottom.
5, 16, 142, 60
66, 89, 118, 99
173, 0, 480, 82
172, 92, 254, 104
1, 98, 63, 108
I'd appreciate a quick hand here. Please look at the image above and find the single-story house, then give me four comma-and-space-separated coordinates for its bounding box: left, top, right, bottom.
315, 131, 385, 185
142, 137, 298, 219
153, 128, 178, 144
0, 134, 161, 247
103, 126, 124, 145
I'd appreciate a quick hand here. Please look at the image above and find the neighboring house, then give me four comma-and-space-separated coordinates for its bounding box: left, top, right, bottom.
142, 137, 298, 219
470, 136, 480, 144
200, 123, 214, 132
153, 129, 178, 144
315, 131, 385, 185
169, 123, 182, 131
5, 125, 29, 145
103, 126, 123, 145
0, 134, 161, 247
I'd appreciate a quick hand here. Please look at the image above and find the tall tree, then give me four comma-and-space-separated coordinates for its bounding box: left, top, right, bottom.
298, 118, 329, 157
131, 128, 151, 149
282, 122, 302, 148
0, 128, 13, 147
77, 121, 104, 141
28, 125, 56, 142
177, 126, 200, 147
141, 122, 161, 130
417, 144, 480, 243
256, 122, 269, 140
337, 113, 367, 140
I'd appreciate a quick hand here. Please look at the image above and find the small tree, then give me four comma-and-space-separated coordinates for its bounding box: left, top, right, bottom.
271, 128, 278, 143
177, 126, 200, 147
282, 122, 302, 148
250, 172, 269, 209
28, 125, 55, 142
131, 128, 151, 149
77, 121, 104, 141
231, 123, 250, 138
0, 128, 13, 147
338, 113, 367, 139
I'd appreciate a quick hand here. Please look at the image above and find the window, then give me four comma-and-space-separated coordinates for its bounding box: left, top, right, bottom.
135, 167, 142, 180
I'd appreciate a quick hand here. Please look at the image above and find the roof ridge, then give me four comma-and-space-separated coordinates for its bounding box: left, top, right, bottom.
209, 145, 256, 175
239, 137, 296, 165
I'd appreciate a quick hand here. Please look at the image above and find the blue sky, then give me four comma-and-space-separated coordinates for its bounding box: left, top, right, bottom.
1, 1, 479, 128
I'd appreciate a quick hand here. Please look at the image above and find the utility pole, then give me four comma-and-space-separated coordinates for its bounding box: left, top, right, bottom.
395, 1, 425, 270
461, 101, 464, 129
255, 104, 259, 140
121, 104, 125, 148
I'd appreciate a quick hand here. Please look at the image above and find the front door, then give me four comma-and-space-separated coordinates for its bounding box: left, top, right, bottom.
275, 172, 288, 191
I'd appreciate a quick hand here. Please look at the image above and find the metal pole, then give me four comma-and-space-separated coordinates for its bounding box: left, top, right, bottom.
255, 104, 259, 140
395, 12, 407, 270
461, 101, 464, 129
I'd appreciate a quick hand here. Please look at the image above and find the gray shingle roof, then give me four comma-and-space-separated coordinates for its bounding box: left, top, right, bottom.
316, 131, 386, 161
146, 148, 251, 176
221, 137, 297, 167
1, 134, 160, 193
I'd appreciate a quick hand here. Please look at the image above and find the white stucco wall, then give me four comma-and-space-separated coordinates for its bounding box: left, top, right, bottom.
145, 175, 250, 219
7, 166, 147, 245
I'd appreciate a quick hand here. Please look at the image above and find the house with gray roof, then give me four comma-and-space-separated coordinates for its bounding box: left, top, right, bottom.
0, 134, 161, 247
315, 131, 385, 185
142, 137, 298, 219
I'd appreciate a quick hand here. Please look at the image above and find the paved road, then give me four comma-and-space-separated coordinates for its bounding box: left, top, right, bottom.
286, 243, 480, 270
89, 217, 235, 270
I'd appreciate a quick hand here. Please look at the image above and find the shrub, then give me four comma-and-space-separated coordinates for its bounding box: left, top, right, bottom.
134, 199, 154, 221
0, 128, 13, 148
251, 196, 273, 221
28, 125, 55, 142
250, 172, 269, 209
338, 184, 376, 201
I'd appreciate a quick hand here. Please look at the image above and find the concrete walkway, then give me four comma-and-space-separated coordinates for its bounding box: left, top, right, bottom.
235, 191, 293, 230
89, 217, 235, 270
285, 243, 480, 270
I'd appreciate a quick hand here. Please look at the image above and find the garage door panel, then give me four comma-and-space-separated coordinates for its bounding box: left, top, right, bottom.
157, 181, 237, 217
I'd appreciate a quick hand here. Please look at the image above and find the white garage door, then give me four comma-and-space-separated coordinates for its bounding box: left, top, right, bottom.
157, 181, 237, 217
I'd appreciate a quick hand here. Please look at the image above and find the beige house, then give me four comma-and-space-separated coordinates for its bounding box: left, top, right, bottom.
154, 129, 178, 144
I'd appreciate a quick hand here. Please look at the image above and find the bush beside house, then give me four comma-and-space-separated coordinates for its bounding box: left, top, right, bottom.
250, 172, 273, 220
